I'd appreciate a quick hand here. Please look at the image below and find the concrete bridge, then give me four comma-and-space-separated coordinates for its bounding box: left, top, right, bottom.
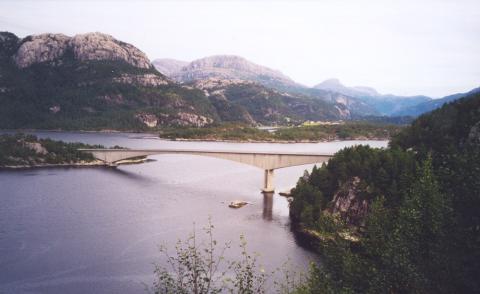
78, 148, 333, 192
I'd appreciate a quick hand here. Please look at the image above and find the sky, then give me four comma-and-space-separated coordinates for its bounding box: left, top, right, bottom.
0, 0, 479, 97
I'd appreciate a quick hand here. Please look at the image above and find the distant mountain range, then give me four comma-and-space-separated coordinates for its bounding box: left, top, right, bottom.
391, 87, 480, 116
153, 56, 379, 117
154, 57, 478, 119
312, 78, 479, 117
0, 30, 476, 131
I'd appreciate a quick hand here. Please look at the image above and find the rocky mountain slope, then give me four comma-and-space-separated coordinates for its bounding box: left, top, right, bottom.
0, 31, 221, 129
154, 55, 298, 90
154, 56, 379, 118
190, 78, 344, 124
1, 32, 355, 130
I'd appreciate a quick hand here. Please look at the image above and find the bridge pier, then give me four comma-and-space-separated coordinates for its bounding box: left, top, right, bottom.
262, 192, 273, 220
262, 169, 275, 193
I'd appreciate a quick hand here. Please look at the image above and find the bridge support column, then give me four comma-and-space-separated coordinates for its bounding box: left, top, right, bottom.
263, 169, 275, 193
262, 192, 273, 220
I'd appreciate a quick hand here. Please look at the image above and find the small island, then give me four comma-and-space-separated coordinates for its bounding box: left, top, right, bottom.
0, 133, 105, 168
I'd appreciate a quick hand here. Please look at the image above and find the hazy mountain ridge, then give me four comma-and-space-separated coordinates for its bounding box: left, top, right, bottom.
314, 78, 380, 97
152, 58, 188, 77
155, 56, 478, 119
392, 87, 480, 117
314, 78, 433, 115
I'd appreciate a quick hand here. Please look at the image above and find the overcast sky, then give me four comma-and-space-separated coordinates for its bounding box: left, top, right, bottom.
1, 0, 479, 97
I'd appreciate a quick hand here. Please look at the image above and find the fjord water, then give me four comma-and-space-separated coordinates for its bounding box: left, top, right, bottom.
0, 132, 387, 293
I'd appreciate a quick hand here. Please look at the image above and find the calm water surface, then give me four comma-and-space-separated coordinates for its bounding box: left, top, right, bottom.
0, 131, 387, 293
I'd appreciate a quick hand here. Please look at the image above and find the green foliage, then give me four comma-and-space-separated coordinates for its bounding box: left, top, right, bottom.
160, 122, 402, 142
290, 145, 416, 228
0, 49, 219, 130
0, 133, 101, 166
151, 219, 303, 294
289, 92, 480, 292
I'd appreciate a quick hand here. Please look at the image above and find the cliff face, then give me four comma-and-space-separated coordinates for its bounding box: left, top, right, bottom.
327, 177, 369, 227
14, 32, 152, 69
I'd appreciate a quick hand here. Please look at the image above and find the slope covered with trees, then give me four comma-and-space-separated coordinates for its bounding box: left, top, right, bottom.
0, 32, 220, 130
289, 92, 480, 293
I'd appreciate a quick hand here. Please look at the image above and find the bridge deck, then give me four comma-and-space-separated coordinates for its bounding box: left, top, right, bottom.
78, 148, 333, 157
79, 148, 333, 191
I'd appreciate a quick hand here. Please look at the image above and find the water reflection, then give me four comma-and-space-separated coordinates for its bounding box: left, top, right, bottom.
107, 167, 153, 182
262, 192, 274, 220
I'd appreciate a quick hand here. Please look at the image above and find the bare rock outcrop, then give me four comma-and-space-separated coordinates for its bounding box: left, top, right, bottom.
14, 32, 152, 69
192, 77, 253, 90
112, 73, 168, 87
158, 112, 213, 127
69, 33, 151, 68
14, 34, 70, 68
468, 121, 480, 145
328, 177, 369, 226
135, 113, 158, 128
25, 142, 48, 155
153, 55, 296, 87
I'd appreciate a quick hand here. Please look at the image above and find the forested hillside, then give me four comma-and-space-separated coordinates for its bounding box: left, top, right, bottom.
289, 92, 480, 293
0, 32, 220, 130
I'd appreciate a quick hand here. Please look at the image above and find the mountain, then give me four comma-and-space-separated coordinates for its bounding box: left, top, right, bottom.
190, 78, 344, 124
154, 56, 379, 118
154, 55, 299, 90
0, 32, 353, 130
314, 78, 432, 116
152, 58, 188, 77
391, 87, 480, 117
314, 78, 379, 97
0, 32, 220, 129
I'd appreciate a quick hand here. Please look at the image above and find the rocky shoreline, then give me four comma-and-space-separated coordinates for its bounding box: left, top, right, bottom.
0, 158, 148, 170
0, 160, 106, 170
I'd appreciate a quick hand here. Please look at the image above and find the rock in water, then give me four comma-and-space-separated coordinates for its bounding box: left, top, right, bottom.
229, 200, 249, 209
